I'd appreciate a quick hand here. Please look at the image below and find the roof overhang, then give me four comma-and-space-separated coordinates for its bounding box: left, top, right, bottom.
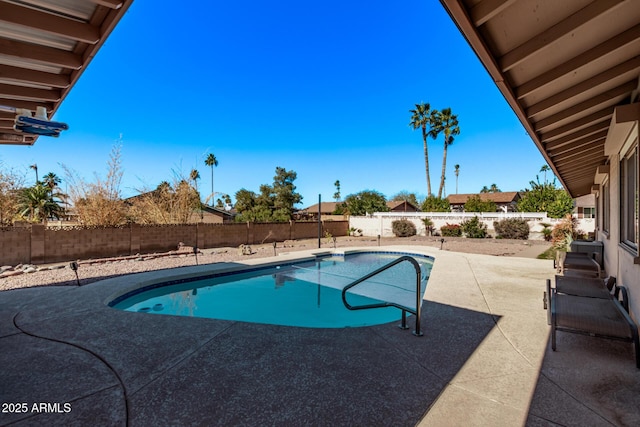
0, 0, 134, 145
439, 0, 640, 197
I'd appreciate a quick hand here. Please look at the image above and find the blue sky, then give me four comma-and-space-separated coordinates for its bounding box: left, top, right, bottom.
0, 0, 549, 207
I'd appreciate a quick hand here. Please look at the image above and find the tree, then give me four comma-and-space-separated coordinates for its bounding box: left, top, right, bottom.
42, 172, 61, 193
409, 103, 439, 196
17, 183, 64, 222
62, 144, 127, 226
540, 164, 551, 184
0, 167, 24, 226
272, 167, 302, 221
517, 177, 573, 218
489, 183, 501, 193
464, 195, 497, 212
480, 185, 490, 193
421, 196, 450, 212
432, 107, 460, 199
454, 164, 460, 194
29, 164, 38, 184
128, 178, 200, 224
204, 153, 219, 206
391, 191, 419, 207
334, 180, 341, 202
343, 190, 389, 216
234, 167, 302, 222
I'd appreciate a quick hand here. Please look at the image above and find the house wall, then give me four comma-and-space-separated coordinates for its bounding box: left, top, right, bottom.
0, 221, 349, 265
600, 115, 640, 322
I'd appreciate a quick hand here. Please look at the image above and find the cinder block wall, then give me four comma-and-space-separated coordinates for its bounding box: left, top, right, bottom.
0, 221, 349, 265
0, 227, 31, 266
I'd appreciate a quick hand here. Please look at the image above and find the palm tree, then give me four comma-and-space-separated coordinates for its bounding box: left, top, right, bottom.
433, 107, 460, 199
540, 164, 550, 184
489, 183, 501, 193
454, 164, 460, 194
409, 103, 439, 196
204, 153, 218, 206
18, 183, 63, 222
29, 164, 38, 184
42, 172, 61, 193
480, 185, 490, 193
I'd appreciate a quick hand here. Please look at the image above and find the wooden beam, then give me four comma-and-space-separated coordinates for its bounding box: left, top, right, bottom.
551, 144, 603, 163
0, 98, 54, 112
92, 0, 123, 9
500, 0, 625, 72
540, 108, 612, 142
0, 83, 60, 103
534, 80, 636, 131
556, 154, 607, 171
545, 125, 609, 151
0, 3, 100, 44
0, 39, 82, 70
527, 56, 640, 118
470, 0, 517, 26
0, 65, 70, 88
515, 24, 640, 99
547, 131, 608, 157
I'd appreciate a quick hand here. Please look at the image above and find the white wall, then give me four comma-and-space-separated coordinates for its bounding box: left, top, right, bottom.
349, 212, 595, 240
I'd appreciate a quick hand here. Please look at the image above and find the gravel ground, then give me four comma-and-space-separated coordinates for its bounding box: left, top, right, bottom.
0, 236, 551, 292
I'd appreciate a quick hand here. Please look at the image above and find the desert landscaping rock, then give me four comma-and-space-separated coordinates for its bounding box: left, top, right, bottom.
0, 236, 551, 292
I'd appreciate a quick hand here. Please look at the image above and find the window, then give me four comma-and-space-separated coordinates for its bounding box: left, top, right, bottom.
603, 180, 610, 234
583, 207, 595, 219
620, 142, 638, 252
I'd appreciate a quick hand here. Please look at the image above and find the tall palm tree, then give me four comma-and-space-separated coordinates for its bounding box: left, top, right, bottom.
204, 153, 218, 206
433, 107, 460, 199
480, 185, 490, 193
454, 164, 460, 194
489, 183, 501, 193
29, 164, 38, 184
409, 103, 439, 196
189, 169, 202, 221
42, 172, 61, 193
540, 164, 550, 184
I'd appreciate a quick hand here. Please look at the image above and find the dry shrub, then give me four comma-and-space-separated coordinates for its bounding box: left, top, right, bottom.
62, 144, 127, 226
128, 179, 200, 224
0, 166, 24, 226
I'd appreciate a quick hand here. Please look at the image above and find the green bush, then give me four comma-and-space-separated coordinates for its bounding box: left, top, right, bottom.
493, 218, 530, 240
461, 216, 488, 238
440, 223, 462, 237
392, 219, 417, 237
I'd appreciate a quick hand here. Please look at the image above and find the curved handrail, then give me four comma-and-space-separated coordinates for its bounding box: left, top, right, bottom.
341, 255, 424, 336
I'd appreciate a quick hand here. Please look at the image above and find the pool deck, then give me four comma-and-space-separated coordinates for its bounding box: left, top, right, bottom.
1, 246, 639, 426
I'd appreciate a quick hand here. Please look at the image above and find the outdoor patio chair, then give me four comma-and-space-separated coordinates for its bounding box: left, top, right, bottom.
548, 281, 639, 369
545, 276, 616, 325
555, 251, 601, 277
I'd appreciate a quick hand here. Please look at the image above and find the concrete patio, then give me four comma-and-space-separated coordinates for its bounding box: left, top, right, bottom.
1, 246, 639, 426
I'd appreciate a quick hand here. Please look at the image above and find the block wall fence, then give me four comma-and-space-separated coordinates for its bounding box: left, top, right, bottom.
0, 221, 348, 265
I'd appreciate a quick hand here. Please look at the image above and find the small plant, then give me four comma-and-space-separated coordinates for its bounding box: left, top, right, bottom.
422, 217, 434, 236
324, 230, 333, 244
493, 218, 529, 240
540, 222, 552, 241
461, 216, 488, 238
392, 219, 416, 237
347, 227, 362, 237
440, 223, 462, 237
551, 214, 577, 252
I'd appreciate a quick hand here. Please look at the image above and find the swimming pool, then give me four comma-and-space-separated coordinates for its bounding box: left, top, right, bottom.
110, 251, 433, 329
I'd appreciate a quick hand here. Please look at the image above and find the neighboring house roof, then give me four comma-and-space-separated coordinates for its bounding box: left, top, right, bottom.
386, 200, 420, 211
303, 202, 339, 214
574, 194, 596, 208
447, 192, 521, 205
0, 0, 134, 145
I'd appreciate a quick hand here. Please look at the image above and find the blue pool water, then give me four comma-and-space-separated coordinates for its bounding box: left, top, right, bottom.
110, 252, 433, 328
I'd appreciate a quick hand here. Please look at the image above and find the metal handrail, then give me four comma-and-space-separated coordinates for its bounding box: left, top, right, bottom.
341, 255, 424, 336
